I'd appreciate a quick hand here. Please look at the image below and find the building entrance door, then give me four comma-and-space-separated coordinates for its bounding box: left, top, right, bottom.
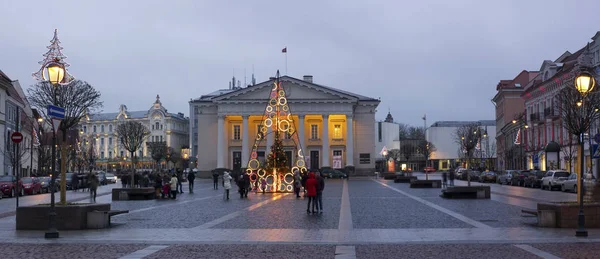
310, 151, 319, 170
232, 151, 242, 171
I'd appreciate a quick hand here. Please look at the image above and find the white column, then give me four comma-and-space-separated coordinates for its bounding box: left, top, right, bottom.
298, 115, 305, 152
346, 114, 354, 167
217, 115, 225, 168
242, 115, 249, 167
322, 114, 330, 167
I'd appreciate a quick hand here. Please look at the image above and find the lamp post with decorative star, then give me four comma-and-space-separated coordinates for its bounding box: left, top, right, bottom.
33, 29, 74, 239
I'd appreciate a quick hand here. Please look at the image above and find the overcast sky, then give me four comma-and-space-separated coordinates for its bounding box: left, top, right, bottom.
1, 0, 598, 127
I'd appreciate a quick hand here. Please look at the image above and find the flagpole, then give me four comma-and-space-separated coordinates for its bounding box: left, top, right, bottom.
285, 50, 288, 75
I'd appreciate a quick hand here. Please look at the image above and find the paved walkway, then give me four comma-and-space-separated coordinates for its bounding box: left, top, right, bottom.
0, 177, 597, 258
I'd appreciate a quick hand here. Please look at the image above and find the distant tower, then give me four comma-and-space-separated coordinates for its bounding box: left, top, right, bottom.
384, 110, 394, 123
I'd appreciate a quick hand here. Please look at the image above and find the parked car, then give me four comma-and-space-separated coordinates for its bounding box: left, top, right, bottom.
562, 173, 596, 193
511, 170, 531, 186
541, 170, 570, 191
321, 169, 347, 179
497, 170, 518, 185
524, 170, 545, 188
21, 177, 42, 195
37, 177, 53, 193
478, 172, 497, 183
0, 175, 24, 197
459, 170, 481, 181
104, 173, 117, 184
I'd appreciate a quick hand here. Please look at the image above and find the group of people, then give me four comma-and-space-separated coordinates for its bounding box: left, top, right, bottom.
216, 170, 326, 214
152, 170, 197, 199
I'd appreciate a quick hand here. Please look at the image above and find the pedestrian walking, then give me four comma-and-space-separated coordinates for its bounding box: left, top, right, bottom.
316, 172, 325, 213
170, 174, 178, 199
449, 170, 455, 187
442, 172, 448, 189
223, 171, 232, 200
187, 170, 196, 193
243, 173, 250, 197
305, 172, 318, 214
154, 175, 163, 199
294, 172, 302, 198
176, 170, 184, 194
71, 172, 79, 191
213, 171, 219, 190
237, 175, 246, 199
89, 173, 99, 202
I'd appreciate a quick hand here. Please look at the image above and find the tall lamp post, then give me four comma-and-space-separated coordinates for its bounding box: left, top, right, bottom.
33, 29, 74, 239
574, 70, 595, 237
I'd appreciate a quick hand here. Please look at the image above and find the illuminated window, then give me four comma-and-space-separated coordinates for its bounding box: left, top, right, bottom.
233, 125, 241, 140
334, 124, 342, 139
311, 125, 318, 140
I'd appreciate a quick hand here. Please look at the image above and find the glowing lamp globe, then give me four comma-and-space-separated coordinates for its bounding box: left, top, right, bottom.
574, 71, 595, 95
45, 62, 65, 85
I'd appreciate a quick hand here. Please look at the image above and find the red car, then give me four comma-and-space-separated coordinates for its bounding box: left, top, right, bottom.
0, 175, 24, 197
21, 177, 42, 195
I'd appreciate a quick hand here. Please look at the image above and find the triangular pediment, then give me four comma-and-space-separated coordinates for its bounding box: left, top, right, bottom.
213, 76, 358, 102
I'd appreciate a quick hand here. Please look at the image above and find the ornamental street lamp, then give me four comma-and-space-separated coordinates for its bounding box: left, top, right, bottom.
573, 71, 595, 238
33, 29, 74, 239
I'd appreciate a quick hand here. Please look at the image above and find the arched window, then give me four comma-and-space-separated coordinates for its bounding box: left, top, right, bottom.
83, 126, 87, 133
93, 125, 97, 132
155, 122, 159, 130
101, 125, 104, 132
109, 125, 112, 132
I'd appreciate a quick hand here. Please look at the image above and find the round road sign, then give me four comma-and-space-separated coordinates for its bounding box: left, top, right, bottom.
11, 132, 23, 144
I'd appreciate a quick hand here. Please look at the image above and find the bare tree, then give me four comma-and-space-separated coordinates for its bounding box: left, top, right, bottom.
149, 141, 167, 170
165, 147, 181, 170
401, 143, 414, 162
398, 123, 410, 140
408, 126, 425, 140
454, 123, 482, 186
27, 80, 102, 203
556, 85, 600, 175
116, 121, 150, 187
2, 139, 31, 196
561, 134, 576, 173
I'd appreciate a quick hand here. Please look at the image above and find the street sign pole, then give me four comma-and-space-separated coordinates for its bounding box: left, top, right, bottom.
45, 103, 64, 239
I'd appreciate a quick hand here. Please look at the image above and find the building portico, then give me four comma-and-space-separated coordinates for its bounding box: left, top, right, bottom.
190, 75, 378, 175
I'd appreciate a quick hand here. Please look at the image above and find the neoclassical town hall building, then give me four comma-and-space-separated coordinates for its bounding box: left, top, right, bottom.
189, 75, 380, 175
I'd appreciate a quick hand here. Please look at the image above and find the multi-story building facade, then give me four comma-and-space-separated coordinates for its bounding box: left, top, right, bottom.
80, 95, 189, 171
426, 120, 496, 171
189, 75, 379, 176
522, 32, 600, 174
493, 70, 539, 171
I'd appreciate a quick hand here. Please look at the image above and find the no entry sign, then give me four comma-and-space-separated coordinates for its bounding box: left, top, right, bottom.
11, 132, 23, 144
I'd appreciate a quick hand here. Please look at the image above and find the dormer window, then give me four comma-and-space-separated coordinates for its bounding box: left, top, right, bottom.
544, 71, 549, 81
515, 83, 521, 88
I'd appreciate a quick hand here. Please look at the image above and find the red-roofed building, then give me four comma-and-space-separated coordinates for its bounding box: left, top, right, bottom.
493, 70, 539, 171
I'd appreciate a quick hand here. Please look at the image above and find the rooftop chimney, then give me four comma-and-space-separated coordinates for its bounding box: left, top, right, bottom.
303, 75, 313, 83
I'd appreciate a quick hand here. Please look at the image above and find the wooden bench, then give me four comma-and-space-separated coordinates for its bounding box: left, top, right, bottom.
441, 186, 490, 199
87, 210, 129, 229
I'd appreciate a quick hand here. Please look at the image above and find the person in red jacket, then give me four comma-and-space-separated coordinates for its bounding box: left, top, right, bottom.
305, 172, 318, 214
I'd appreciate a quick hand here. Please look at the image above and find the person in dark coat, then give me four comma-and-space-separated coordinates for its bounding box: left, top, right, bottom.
71, 172, 79, 191
301, 172, 308, 197
315, 172, 325, 213
187, 170, 196, 193
212, 171, 219, 190
176, 170, 184, 193
305, 172, 318, 214
154, 175, 163, 199
243, 173, 250, 197
237, 175, 246, 199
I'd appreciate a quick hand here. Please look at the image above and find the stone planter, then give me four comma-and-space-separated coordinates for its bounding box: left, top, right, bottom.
441, 186, 490, 199
537, 202, 600, 228
410, 179, 441, 188
16, 203, 110, 230
112, 187, 156, 201
394, 176, 417, 183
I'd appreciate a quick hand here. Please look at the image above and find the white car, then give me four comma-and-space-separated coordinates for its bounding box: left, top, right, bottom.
541, 170, 570, 191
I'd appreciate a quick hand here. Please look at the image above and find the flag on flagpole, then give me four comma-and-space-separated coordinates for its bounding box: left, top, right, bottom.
282, 47, 287, 53
422, 114, 426, 121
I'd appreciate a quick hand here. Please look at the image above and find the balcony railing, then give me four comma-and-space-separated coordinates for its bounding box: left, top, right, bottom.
544, 106, 561, 119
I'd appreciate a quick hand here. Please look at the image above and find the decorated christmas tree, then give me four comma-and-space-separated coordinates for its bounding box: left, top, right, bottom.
245, 70, 307, 193
265, 133, 288, 174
